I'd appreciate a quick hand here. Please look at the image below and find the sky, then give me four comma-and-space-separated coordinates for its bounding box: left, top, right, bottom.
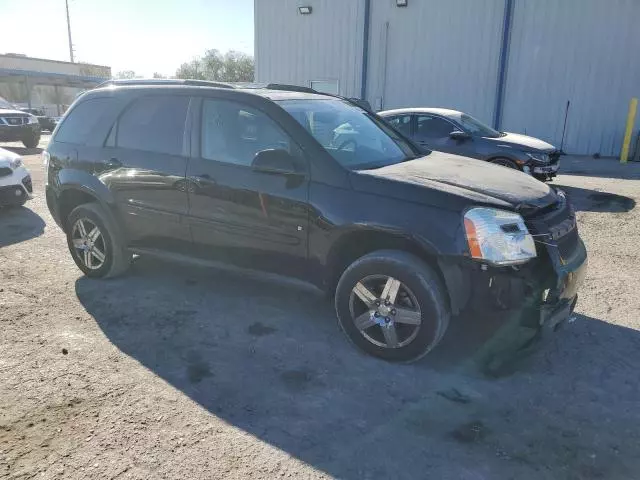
0, 0, 254, 77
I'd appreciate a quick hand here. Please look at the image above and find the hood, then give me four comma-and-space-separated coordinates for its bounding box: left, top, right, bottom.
486, 132, 556, 152
0, 147, 20, 168
0, 108, 28, 115
353, 151, 558, 212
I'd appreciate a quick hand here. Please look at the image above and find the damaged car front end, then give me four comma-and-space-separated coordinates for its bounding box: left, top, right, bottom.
439, 188, 587, 373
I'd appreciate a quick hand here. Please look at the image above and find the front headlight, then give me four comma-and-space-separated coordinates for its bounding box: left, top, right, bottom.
9, 157, 22, 169
464, 207, 537, 266
526, 152, 549, 163
42, 151, 50, 186
27, 115, 39, 124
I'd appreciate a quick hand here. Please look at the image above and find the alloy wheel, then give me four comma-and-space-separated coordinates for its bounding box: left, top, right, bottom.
71, 218, 107, 270
348, 275, 422, 349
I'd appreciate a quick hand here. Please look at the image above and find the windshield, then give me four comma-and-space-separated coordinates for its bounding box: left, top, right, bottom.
0, 97, 17, 110
277, 98, 418, 170
457, 113, 502, 138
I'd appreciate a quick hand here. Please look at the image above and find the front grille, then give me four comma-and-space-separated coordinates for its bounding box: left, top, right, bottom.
0, 167, 12, 177
525, 194, 578, 260
555, 227, 579, 259
21, 176, 33, 193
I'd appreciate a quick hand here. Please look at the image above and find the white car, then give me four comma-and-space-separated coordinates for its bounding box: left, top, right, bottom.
0, 147, 32, 207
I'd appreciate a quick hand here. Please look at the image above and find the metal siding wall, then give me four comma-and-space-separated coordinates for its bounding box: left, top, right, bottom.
502, 0, 640, 156
254, 0, 364, 98
366, 0, 504, 122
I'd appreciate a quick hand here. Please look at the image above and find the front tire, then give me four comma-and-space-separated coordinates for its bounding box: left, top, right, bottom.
65, 203, 131, 278
335, 250, 450, 362
490, 157, 519, 170
22, 133, 40, 149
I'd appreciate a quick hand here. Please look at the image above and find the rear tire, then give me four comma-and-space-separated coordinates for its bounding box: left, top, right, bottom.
22, 133, 40, 149
335, 250, 450, 362
65, 203, 131, 278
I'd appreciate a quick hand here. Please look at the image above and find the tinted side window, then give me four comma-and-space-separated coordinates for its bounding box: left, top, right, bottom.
201, 99, 291, 166
55, 98, 118, 146
386, 114, 412, 136
416, 115, 455, 138
117, 96, 189, 156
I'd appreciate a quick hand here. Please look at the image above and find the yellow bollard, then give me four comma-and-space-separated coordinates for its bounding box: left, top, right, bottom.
620, 97, 638, 163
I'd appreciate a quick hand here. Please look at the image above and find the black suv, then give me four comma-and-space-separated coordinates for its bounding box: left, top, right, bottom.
0, 97, 41, 148
45, 80, 587, 362
21, 108, 57, 132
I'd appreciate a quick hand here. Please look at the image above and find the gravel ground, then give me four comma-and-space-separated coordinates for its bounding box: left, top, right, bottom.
1, 137, 640, 479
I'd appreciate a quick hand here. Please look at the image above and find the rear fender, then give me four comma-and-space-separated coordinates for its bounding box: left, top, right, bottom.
56, 169, 125, 238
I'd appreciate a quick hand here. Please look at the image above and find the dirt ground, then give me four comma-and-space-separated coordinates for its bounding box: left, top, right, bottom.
1, 137, 640, 479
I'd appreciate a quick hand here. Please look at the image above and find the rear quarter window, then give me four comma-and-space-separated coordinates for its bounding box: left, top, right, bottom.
54, 97, 121, 146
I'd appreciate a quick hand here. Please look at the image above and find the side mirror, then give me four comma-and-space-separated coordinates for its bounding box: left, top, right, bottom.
450, 130, 470, 141
252, 149, 299, 175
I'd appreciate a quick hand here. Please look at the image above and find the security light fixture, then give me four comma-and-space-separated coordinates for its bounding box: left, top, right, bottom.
396, 0, 408, 6
298, 6, 312, 14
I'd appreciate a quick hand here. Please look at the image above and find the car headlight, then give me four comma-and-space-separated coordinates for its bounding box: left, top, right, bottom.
27, 115, 39, 124
9, 157, 22, 169
464, 207, 537, 266
526, 152, 549, 163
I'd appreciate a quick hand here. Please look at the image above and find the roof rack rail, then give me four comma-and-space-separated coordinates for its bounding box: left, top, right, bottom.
264, 83, 374, 112
265, 83, 317, 94
95, 78, 236, 89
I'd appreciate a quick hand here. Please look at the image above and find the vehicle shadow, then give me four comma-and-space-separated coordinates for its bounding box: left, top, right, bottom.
559, 158, 640, 180
1, 146, 43, 156
76, 258, 640, 478
555, 184, 636, 213
0, 206, 45, 248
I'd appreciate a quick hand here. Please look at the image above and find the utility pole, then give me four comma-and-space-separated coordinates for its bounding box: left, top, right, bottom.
65, 0, 74, 63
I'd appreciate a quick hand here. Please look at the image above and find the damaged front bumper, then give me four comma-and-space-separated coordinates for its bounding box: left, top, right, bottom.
437, 235, 587, 374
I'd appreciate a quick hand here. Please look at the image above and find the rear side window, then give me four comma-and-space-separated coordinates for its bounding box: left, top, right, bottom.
386, 114, 412, 136
55, 98, 117, 146
117, 96, 189, 156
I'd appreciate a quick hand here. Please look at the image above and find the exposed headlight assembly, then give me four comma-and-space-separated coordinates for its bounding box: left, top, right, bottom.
526, 152, 550, 163
464, 207, 537, 266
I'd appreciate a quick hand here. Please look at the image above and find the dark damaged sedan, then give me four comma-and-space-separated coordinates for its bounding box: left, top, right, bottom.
380, 108, 561, 181
45, 81, 587, 363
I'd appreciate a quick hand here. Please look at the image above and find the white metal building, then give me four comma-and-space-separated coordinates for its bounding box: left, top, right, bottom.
255, 0, 640, 156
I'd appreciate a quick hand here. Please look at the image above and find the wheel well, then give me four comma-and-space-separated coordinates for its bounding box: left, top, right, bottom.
58, 189, 97, 231
488, 156, 518, 166
327, 230, 447, 297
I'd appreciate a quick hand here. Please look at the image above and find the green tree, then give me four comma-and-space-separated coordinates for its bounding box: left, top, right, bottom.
115, 70, 138, 79
175, 58, 205, 80
175, 50, 254, 82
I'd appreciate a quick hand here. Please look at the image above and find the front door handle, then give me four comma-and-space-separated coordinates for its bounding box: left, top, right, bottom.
189, 173, 216, 185
106, 157, 122, 168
